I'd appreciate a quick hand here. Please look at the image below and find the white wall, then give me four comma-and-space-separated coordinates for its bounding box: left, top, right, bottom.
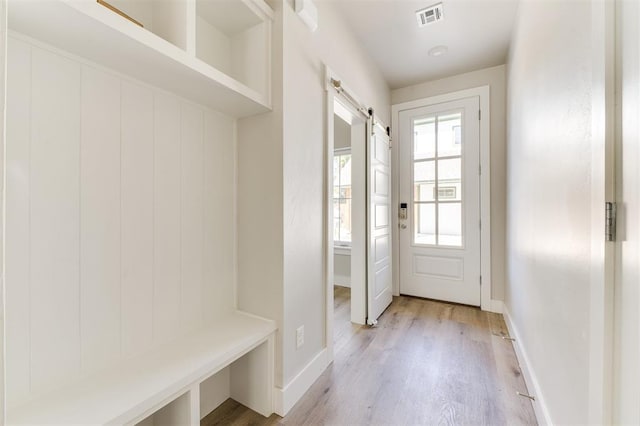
334, 115, 350, 149
4, 36, 236, 410
237, 0, 389, 410
236, 0, 285, 388
281, 0, 389, 389
391, 65, 506, 301
505, 1, 593, 424
333, 252, 350, 287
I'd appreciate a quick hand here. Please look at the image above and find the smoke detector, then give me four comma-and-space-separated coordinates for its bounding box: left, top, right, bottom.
416, 3, 444, 27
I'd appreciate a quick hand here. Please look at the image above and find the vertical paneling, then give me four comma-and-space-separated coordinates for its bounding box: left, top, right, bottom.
29, 46, 81, 393
121, 81, 154, 357
153, 93, 182, 344
203, 111, 235, 321
5, 37, 238, 406
80, 66, 122, 372
180, 103, 204, 331
5, 38, 31, 408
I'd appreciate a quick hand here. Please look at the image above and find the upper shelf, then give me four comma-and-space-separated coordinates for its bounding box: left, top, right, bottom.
8, 0, 273, 118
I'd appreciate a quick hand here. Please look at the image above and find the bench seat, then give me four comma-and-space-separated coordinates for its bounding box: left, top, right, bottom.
8, 310, 277, 425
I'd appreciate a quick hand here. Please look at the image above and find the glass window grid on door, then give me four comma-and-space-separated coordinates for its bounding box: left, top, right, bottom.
412, 111, 464, 247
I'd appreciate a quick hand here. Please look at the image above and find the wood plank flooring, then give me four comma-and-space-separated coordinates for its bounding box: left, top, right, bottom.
201, 287, 537, 426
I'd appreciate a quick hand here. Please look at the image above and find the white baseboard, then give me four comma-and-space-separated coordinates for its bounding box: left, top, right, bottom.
273, 348, 330, 416
489, 299, 504, 314
503, 305, 553, 426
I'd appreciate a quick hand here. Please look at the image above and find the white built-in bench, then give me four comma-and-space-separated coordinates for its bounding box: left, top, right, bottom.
8, 311, 276, 425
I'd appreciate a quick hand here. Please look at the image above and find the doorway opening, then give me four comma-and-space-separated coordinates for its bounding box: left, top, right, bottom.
398, 97, 481, 306
391, 86, 492, 311
325, 71, 393, 359
331, 100, 367, 351
331, 99, 367, 334
325, 77, 368, 361
333, 107, 354, 347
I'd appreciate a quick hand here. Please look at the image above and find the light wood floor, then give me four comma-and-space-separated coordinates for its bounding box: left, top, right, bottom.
202, 287, 537, 425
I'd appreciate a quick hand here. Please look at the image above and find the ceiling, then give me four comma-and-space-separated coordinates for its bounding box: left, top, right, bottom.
326, 0, 519, 89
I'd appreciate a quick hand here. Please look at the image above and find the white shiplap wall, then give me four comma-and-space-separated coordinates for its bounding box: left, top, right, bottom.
5, 35, 236, 409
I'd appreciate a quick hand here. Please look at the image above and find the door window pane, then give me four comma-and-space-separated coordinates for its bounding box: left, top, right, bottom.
437, 112, 462, 157
414, 117, 435, 160
414, 203, 436, 245
438, 203, 462, 246
437, 158, 462, 201
414, 161, 435, 202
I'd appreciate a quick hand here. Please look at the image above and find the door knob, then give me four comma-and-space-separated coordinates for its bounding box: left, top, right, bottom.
400, 224, 407, 229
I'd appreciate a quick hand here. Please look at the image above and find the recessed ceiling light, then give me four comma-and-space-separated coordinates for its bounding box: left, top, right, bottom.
428, 45, 448, 57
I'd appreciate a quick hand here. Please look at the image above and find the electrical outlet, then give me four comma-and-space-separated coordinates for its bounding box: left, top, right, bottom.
296, 325, 304, 349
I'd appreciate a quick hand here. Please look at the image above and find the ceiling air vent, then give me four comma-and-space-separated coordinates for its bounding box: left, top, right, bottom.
416, 3, 444, 27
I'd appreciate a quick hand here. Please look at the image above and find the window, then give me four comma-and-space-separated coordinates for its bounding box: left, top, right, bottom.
333, 149, 352, 246
413, 111, 463, 247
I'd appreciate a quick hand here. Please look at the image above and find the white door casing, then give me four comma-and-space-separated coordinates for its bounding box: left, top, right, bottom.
613, 0, 638, 423
398, 97, 481, 306
367, 120, 393, 324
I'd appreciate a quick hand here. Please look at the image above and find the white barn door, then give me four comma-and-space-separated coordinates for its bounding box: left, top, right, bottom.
367, 120, 393, 325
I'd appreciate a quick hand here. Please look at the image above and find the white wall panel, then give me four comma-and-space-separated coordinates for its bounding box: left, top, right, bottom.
121, 81, 154, 358
80, 65, 122, 373
29, 46, 81, 394
203, 111, 236, 321
5, 36, 237, 408
5, 37, 32, 408
180, 103, 204, 331
153, 93, 182, 345
505, 2, 592, 423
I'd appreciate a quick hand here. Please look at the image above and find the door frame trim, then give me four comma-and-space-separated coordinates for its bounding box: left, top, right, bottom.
391, 86, 493, 312
323, 65, 370, 362
590, 0, 615, 423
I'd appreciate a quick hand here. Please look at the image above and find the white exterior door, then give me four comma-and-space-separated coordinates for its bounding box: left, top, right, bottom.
398, 97, 481, 306
367, 122, 392, 324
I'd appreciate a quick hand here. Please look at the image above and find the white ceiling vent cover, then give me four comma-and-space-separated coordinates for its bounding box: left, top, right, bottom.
416, 3, 444, 27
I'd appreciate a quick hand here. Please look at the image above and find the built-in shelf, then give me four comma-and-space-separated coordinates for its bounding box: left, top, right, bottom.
135, 391, 191, 426
196, 0, 269, 96
99, 0, 191, 50
8, 0, 273, 118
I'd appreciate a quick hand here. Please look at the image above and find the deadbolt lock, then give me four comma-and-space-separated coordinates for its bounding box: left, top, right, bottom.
399, 202, 408, 220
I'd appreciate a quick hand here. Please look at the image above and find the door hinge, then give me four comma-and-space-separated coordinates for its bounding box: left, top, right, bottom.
605, 202, 617, 241
478, 110, 481, 120
479, 219, 482, 230
479, 164, 481, 175
480, 275, 482, 286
